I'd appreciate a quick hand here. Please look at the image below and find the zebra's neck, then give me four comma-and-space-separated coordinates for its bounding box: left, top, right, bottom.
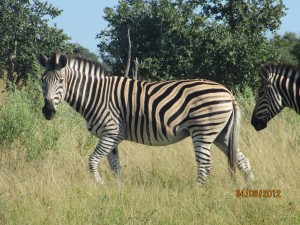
271, 65, 300, 114
63, 57, 108, 117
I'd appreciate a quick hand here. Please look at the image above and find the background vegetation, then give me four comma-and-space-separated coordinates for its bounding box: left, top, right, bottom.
0, 0, 97, 89
98, 0, 287, 88
0, 0, 300, 224
0, 0, 300, 89
0, 0, 71, 89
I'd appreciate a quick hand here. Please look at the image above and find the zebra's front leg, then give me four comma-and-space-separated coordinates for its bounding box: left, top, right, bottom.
107, 147, 121, 183
89, 137, 120, 184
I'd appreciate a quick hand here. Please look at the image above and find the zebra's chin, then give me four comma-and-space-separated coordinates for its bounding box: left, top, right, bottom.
251, 118, 267, 131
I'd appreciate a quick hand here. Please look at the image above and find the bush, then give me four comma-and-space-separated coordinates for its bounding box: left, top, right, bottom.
234, 85, 256, 117
0, 79, 60, 161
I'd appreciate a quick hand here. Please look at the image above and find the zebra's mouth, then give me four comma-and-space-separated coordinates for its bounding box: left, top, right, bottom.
42, 98, 57, 120
42, 105, 56, 120
251, 118, 267, 131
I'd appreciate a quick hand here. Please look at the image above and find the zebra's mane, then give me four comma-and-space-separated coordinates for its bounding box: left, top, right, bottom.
261, 63, 300, 76
67, 54, 100, 67
47, 51, 109, 76
67, 54, 110, 76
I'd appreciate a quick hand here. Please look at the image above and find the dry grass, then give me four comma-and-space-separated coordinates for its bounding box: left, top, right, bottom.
0, 103, 299, 224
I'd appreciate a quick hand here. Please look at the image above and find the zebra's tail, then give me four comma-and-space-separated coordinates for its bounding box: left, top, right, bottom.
228, 96, 240, 178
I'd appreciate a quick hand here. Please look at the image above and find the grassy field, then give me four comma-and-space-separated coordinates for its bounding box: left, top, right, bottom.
0, 87, 299, 224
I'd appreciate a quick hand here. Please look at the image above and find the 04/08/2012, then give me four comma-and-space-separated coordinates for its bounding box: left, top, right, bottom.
235, 189, 281, 198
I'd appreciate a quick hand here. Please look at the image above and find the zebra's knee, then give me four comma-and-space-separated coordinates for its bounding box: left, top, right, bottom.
88, 154, 98, 167
88, 154, 101, 175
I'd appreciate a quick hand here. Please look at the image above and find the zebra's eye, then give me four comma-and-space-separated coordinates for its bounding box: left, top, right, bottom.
257, 90, 264, 98
59, 78, 64, 84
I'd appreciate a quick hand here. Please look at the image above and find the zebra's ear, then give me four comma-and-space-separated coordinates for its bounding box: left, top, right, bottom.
38, 53, 47, 68
259, 64, 269, 81
59, 54, 68, 68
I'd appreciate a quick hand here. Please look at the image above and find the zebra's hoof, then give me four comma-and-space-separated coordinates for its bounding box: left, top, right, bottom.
245, 173, 254, 182
196, 179, 206, 187
94, 177, 105, 185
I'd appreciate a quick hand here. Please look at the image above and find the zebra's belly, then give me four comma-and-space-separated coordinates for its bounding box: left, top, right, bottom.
128, 129, 190, 146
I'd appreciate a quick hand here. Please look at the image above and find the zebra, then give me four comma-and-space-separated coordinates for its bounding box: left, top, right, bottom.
251, 63, 300, 131
38, 52, 254, 185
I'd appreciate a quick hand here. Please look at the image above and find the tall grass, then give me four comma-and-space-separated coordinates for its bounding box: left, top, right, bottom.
0, 85, 299, 224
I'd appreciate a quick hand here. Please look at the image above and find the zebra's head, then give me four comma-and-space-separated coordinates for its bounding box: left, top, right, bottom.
251, 64, 284, 131
38, 52, 68, 120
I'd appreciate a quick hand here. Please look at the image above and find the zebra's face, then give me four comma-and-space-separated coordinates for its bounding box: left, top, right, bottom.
41, 71, 65, 120
38, 53, 68, 120
251, 76, 283, 131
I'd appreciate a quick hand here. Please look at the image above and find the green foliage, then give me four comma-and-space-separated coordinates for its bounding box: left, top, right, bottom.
235, 85, 255, 106
290, 36, 300, 65
276, 32, 299, 65
97, 0, 286, 89
191, 23, 279, 88
200, 0, 286, 34
98, 0, 205, 80
0, 0, 72, 88
74, 44, 99, 62
0, 79, 60, 160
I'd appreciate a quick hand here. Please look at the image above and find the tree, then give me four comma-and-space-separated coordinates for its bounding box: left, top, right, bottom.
98, 0, 204, 80
97, 0, 286, 89
0, 0, 72, 89
73, 44, 99, 62
199, 0, 285, 34
275, 32, 299, 65
290, 36, 300, 65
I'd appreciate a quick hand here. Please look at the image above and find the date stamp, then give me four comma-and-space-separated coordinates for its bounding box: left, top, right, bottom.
235, 189, 281, 198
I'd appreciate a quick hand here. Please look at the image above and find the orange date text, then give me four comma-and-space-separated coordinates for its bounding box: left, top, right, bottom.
235, 189, 281, 198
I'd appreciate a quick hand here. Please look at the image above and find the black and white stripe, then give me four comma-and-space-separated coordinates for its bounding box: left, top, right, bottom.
38, 52, 254, 185
252, 63, 300, 131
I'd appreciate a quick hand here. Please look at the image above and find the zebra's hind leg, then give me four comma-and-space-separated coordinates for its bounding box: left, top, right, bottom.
107, 147, 121, 184
214, 136, 254, 182
237, 151, 254, 182
192, 135, 213, 185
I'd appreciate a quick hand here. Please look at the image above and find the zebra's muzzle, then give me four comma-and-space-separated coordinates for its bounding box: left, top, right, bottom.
251, 117, 267, 131
42, 99, 56, 120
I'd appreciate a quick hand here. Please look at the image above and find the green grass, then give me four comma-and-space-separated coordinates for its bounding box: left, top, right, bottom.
0, 87, 299, 224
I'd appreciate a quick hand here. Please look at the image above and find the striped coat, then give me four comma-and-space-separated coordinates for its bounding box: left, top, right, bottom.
39, 52, 254, 185
252, 63, 300, 131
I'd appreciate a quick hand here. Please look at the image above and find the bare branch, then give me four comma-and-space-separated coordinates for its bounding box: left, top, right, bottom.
124, 27, 131, 78
132, 57, 139, 80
